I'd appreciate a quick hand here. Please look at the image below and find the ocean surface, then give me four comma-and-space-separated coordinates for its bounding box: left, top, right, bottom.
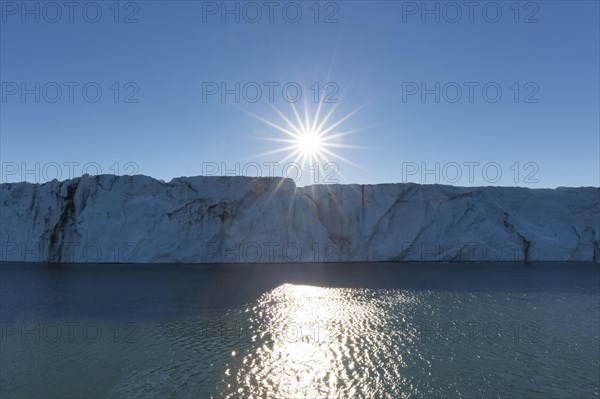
1, 262, 598, 398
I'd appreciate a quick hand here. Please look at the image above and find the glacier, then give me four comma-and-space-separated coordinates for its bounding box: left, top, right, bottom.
0, 174, 598, 263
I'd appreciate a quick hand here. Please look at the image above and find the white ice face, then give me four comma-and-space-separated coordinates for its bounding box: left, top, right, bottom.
1, 175, 598, 263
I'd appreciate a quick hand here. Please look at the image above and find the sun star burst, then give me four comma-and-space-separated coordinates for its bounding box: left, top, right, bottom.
296, 129, 323, 157
247, 96, 364, 177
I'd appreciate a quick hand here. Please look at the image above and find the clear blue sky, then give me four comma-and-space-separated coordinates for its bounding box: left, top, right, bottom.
1, 1, 598, 187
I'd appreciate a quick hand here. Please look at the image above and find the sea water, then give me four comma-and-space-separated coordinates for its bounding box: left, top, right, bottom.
1, 262, 598, 398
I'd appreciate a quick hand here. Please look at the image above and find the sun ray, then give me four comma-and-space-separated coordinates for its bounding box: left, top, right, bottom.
303, 96, 311, 134
313, 102, 341, 136
318, 147, 361, 167
257, 145, 301, 157
243, 109, 299, 138
318, 127, 369, 141
289, 102, 307, 134
317, 105, 365, 138
312, 94, 325, 133
269, 104, 304, 137
245, 85, 369, 185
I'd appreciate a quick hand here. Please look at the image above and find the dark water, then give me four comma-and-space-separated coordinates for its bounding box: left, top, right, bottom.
1, 262, 599, 398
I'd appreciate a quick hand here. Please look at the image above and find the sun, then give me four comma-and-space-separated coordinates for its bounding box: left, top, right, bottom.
245, 94, 364, 173
295, 129, 324, 157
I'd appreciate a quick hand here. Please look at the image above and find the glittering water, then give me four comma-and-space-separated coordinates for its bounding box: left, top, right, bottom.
1, 263, 598, 398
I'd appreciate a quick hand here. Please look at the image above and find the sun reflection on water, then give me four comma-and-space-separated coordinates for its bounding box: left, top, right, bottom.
216, 283, 426, 398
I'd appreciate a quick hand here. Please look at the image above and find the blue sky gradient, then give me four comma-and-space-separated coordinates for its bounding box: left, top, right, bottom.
1, 1, 598, 187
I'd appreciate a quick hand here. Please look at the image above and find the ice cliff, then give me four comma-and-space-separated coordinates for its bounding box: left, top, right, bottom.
1, 175, 598, 263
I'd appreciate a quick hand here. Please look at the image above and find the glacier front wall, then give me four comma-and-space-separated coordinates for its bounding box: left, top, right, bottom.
1, 175, 598, 263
